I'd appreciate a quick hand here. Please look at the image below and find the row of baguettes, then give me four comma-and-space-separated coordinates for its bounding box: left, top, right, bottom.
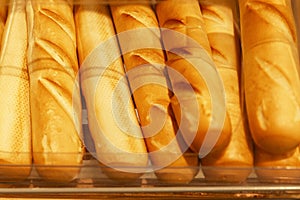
110, 4, 199, 183
75, 0, 240, 183
154, 0, 252, 182
76, 0, 300, 183
0, 0, 84, 182
0, 0, 299, 183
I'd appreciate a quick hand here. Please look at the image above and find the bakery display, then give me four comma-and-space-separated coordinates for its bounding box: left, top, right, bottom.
0, 0, 297, 188
26, 0, 84, 181
200, 0, 253, 182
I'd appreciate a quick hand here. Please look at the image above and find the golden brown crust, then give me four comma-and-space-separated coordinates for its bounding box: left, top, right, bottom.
200, 0, 253, 182
110, 4, 199, 183
0, 0, 31, 179
240, 0, 296, 51
75, 5, 149, 180
239, 0, 300, 154
27, 0, 84, 182
156, 0, 211, 53
156, 0, 232, 155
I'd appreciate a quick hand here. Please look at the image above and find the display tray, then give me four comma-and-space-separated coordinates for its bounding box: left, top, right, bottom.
0, 156, 298, 199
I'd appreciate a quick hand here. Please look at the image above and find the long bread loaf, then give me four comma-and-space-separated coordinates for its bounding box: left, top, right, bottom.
27, 0, 84, 182
239, 0, 300, 154
200, 0, 253, 182
75, 5, 149, 180
156, 0, 232, 156
110, 4, 199, 183
0, 0, 31, 179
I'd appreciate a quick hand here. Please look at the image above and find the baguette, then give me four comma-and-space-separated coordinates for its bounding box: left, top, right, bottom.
27, 0, 84, 182
75, 5, 149, 180
0, 0, 31, 179
200, 0, 253, 182
239, 0, 300, 154
255, 146, 300, 182
156, 0, 232, 156
110, 4, 199, 183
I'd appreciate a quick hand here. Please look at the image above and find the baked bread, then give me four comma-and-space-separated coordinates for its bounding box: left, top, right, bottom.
0, 0, 31, 179
27, 0, 84, 182
200, 0, 253, 182
110, 4, 199, 183
239, 0, 300, 154
156, 0, 232, 156
75, 5, 149, 180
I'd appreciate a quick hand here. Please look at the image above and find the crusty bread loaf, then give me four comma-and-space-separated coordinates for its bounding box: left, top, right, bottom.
156, 0, 232, 156
239, 0, 300, 154
199, 0, 253, 182
75, 5, 149, 181
26, 0, 84, 182
0, 0, 31, 179
255, 146, 300, 182
110, 4, 199, 183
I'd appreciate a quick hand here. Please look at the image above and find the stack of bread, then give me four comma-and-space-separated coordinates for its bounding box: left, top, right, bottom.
0, 0, 298, 184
